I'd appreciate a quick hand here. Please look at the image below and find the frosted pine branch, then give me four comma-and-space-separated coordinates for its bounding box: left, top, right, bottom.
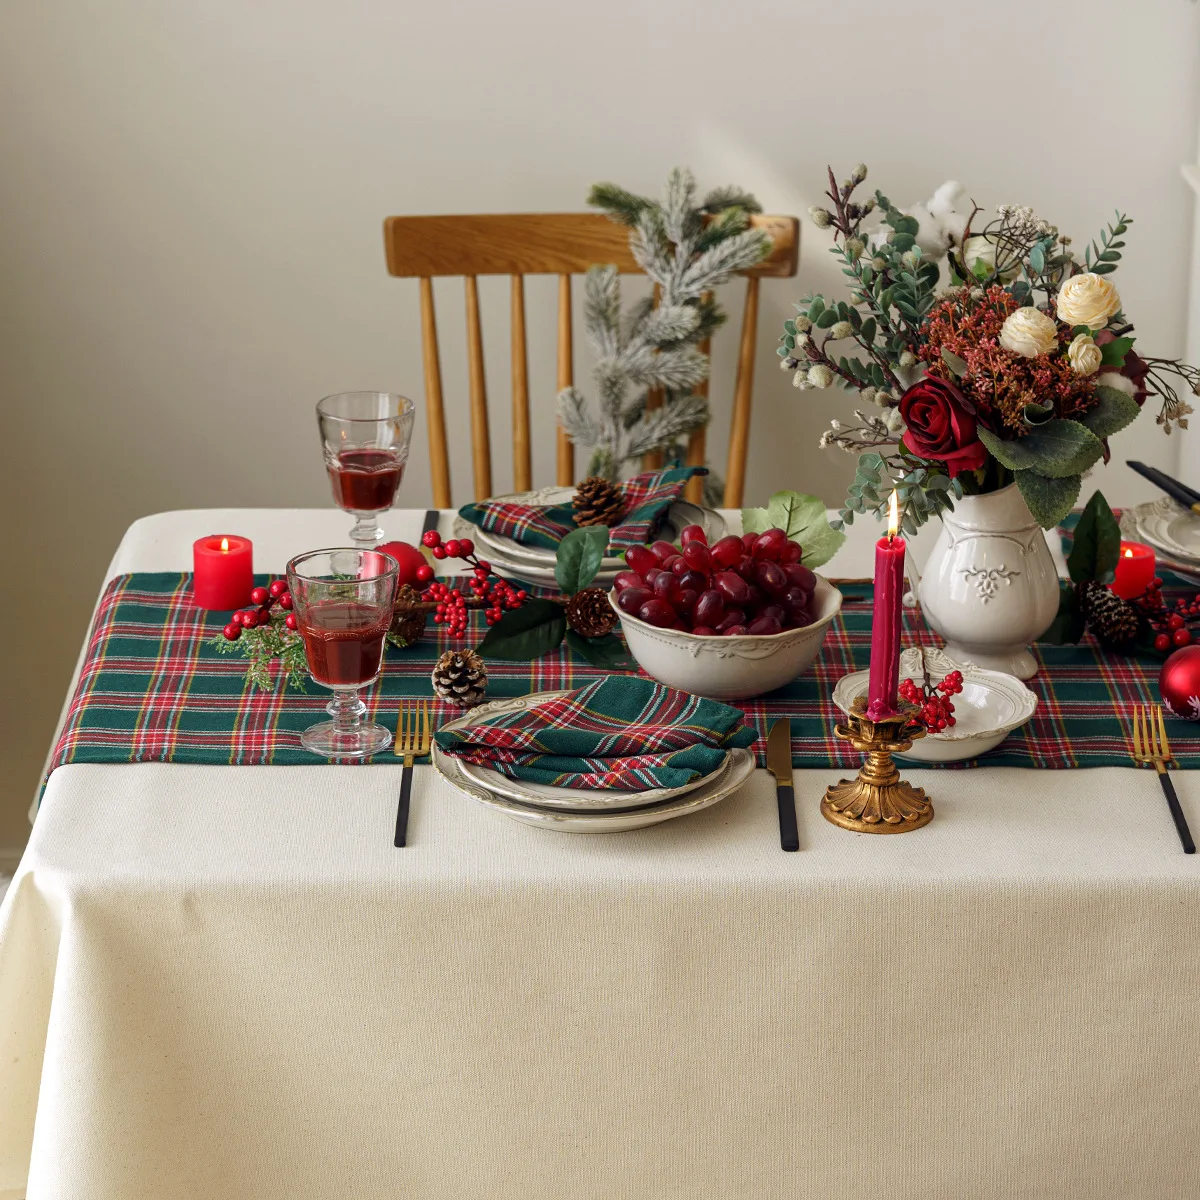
625, 394, 710, 458
662, 167, 700, 246
701, 186, 763, 214
556, 387, 600, 445
638, 303, 700, 346
679, 229, 771, 292
582, 266, 620, 358
619, 344, 709, 392
587, 182, 653, 228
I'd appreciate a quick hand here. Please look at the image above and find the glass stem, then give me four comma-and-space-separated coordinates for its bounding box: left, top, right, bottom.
327, 688, 367, 741
349, 512, 384, 548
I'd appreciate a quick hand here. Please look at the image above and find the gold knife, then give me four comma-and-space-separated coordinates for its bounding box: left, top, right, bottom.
766, 719, 799, 852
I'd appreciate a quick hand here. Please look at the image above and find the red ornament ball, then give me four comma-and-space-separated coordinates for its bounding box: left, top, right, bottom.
1160, 644, 1200, 722
377, 540, 428, 588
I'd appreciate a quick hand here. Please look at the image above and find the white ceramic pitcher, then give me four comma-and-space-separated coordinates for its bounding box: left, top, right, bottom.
909, 483, 1059, 679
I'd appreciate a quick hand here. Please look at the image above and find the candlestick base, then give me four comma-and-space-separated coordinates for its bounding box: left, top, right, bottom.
822, 697, 933, 834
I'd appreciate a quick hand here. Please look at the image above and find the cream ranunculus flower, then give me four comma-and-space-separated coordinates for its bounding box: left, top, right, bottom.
1067, 333, 1102, 376
1056, 272, 1121, 330
999, 306, 1058, 358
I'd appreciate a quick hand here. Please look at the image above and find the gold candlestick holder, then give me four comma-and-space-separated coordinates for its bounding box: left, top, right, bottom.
822, 696, 933, 834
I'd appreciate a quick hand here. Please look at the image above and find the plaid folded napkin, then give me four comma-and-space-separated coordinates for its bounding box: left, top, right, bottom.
458, 466, 705, 552
433, 675, 756, 790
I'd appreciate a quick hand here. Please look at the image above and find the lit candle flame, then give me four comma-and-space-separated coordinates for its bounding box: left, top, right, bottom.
887, 490, 899, 540
1124, 548, 1133, 558
219, 537, 230, 552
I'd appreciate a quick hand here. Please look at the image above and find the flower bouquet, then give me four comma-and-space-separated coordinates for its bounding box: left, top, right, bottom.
782, 165, 1197, 532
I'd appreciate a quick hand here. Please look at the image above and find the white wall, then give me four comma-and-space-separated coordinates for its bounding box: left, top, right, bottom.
2, 0, 1198, 844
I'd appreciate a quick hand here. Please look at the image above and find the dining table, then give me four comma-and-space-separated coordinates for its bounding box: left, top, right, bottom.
2, 504, 1199, 1200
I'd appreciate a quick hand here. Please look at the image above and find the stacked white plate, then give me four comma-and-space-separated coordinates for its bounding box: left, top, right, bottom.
432, 691, 756, 832
1120, 497, 1200, 586
453, 485, 727, 587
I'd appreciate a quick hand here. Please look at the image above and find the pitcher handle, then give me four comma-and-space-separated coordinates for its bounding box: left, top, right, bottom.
903, 545, 921, 608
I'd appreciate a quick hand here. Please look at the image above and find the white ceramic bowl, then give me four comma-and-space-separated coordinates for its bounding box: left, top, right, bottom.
831, 646, 1038, 763
609, 576, 843, 700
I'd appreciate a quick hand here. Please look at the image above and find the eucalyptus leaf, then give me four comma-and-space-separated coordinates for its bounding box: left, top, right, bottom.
555, 525, 609, 594
940, 348, 967, 378
1067, 490, 1121, 584
1015, 470, 1082, 529
978, 421, 1103, 479
477, 599, 567, 661
1081, 385, 1140, 440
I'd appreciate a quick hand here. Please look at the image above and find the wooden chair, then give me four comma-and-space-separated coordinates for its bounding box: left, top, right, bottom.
382, 212, 799, 508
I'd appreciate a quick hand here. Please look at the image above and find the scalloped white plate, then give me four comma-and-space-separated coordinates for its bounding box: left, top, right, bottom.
442, 691, 730, 811
434, 743, 756, 833
832, 646, 1037, 763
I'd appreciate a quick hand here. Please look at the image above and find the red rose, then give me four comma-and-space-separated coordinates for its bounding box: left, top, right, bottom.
898, 375, 988, 478
1095, 330, 1149, 407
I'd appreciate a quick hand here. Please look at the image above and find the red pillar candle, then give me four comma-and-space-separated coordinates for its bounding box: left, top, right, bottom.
1111, 541, 1155, 600
867, 491, 906, 722
192, 535, 254, 610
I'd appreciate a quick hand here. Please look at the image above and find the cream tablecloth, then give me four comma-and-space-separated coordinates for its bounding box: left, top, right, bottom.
1, 509, 1198, 1200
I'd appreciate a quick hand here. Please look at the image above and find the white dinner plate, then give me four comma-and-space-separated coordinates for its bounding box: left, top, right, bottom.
832, 646, 1037, 763
440, 691, 731, 810
1120, 501, 1200, 583
434, 743, 756, 833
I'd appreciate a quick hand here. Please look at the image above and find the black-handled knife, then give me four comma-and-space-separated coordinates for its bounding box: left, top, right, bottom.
1127, 460, 1200, 515
1157, 772, 1195, 855
766, 719, 799, 852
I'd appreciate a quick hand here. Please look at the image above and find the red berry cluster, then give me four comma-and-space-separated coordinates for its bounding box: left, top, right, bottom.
1132, 578, 1198, 652
222, 579, 295, 641
419, 530, 527, 636
899, 668, 964, 732
614, 525, 816, 635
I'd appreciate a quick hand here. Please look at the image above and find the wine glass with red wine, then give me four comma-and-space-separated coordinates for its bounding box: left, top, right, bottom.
317, 392, 416, 548
286, 548, 400, 758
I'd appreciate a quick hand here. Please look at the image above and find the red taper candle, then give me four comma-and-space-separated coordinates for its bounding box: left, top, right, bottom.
866, 491, 905, 721
192, 534, 254, 610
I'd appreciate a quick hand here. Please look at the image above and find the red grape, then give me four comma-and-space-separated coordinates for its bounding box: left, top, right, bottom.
782, 563, 816, 593
644, 567, 663, 586
650, 540, 677, 564
716, 609, 747, 631
747, 614, 782, 636
681, 541, 712, 572
625, 546, 656, 576
722, 624, 749, 637
711, 536, 744, 569
781, 585, 810, 613
691, 625, 718, 637
741, 532, 759, 552
759, 604, 787, 625
617, 586, 653, 615
638, 598, 677, 627
677, 588, 699, 615
782, 541, 803, 564
714, 571, 751, 606
694, 589, 726, 627
614, 571, 642, 592
666, 555, 688, 576
679, 524, 707, 547
754, 560, 787, 595
653, 572, 681, 603
733, 555, 758, 581
753, 529, 788, 561
678, 569, 708, 594
743, 583, 765, 610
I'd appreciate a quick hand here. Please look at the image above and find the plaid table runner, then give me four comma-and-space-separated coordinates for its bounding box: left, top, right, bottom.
457, 467, 704, 551
45, 568, 1200, 784
433, 676, 757, 790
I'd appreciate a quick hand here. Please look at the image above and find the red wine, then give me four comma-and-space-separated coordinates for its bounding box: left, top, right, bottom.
328, 448, 405, 512
299, 602, 390, 686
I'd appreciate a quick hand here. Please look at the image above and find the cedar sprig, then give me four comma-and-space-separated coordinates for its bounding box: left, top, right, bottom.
210, 615, 308, 692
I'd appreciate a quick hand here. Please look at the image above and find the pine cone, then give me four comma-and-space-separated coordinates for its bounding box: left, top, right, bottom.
390, 585, 427, 647
1077, 580, 1138, 649
565, 587, 618, 638
572, 476, 625, 528
432, 649, 488, 708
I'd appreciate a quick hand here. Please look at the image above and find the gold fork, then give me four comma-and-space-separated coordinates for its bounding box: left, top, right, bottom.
393, 700, 432, 848
1131, 703, 1194, 854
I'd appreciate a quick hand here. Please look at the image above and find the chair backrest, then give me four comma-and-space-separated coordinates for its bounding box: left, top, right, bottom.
383, 212, 799, 508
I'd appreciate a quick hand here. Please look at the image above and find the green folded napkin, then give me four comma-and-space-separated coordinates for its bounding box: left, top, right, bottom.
434, 675, 756, 790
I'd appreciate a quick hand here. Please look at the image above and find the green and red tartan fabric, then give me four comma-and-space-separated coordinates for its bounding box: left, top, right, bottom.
432, 676, 756, 789
44, 568, 1200, 784
456, 467, 704, 551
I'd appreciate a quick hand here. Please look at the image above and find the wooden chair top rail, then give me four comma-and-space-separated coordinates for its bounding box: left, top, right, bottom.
384, 212, 799, 279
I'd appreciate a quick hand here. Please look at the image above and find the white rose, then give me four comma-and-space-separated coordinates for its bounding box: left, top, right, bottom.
1056, 272, 1121, 330
1067, 333, 1102, 376
999, 306, 1058, 358
962, 234, 997, 274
